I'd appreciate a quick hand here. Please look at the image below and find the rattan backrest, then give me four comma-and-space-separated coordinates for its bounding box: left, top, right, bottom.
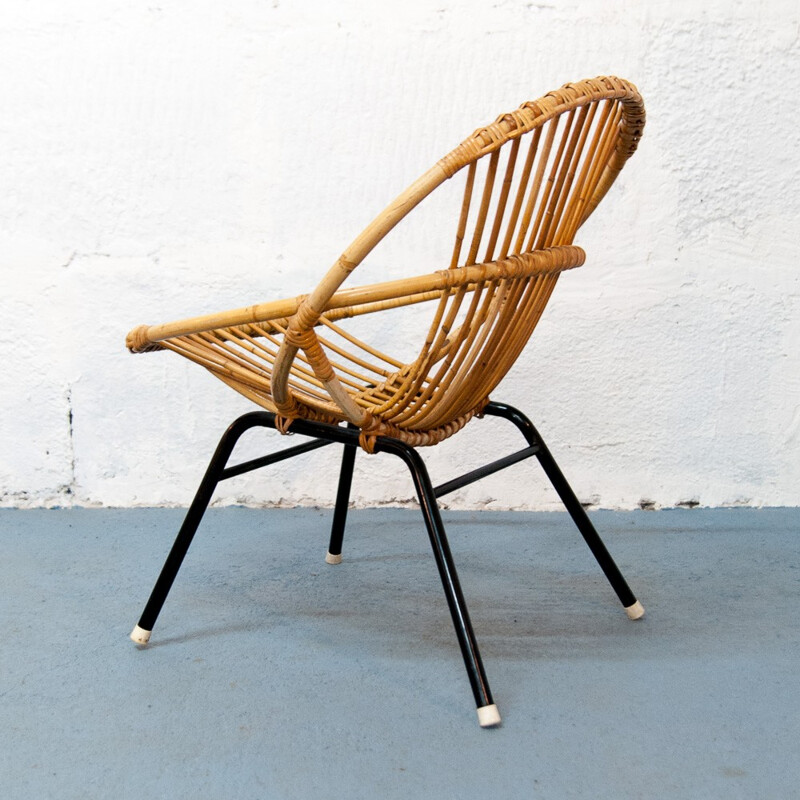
271, 76, 644, 440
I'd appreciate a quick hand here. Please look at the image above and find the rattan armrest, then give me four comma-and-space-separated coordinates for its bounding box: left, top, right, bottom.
126, 245, 584, 353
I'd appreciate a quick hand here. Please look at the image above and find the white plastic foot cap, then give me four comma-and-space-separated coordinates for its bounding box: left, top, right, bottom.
130, 624, 152, 645
325, 551, 342, 565
625, 600, 645, 620
477, 704, 502, 728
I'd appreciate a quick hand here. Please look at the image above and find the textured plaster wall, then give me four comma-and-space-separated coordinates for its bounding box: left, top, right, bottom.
1, 0, 798, 510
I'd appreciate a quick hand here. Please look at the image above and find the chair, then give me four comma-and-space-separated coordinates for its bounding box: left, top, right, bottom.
127, 76, 646, 728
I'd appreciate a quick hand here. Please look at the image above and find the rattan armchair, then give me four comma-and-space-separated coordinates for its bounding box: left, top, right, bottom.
127, 76, 646, 728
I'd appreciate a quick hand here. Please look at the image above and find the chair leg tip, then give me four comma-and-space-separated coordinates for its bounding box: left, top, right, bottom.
477, 704, 502, 728
325, 551, 343, 565
625, 600, 645, 620
130, 624, 152, 645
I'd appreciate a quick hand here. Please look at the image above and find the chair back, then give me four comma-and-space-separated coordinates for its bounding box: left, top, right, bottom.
273, 76, 644, 445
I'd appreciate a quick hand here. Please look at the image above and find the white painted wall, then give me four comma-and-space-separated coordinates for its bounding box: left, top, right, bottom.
1, 0, 797, 510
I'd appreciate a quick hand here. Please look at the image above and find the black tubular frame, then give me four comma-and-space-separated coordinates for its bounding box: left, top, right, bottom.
132, 401, 640, 719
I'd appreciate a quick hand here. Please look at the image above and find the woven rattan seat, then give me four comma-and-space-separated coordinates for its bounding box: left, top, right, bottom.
127, 76, 646, 728
127, 75, 643, 451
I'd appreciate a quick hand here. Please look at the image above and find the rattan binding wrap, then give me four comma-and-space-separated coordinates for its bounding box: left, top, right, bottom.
127, 76, 644, 452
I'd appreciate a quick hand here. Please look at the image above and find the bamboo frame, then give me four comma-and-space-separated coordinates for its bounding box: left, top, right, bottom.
127, 76, 644, 451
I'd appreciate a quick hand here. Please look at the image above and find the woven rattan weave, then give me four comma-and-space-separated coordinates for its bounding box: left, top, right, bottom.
127, 76, 644, 452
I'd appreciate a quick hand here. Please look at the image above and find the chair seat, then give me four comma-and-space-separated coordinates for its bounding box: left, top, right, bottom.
127, 245, 586, 447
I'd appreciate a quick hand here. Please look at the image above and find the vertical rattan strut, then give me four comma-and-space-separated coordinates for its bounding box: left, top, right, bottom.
127, 76, 646, 728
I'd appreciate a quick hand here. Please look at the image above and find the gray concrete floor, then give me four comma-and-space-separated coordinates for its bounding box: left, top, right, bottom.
1, 507, 797, 799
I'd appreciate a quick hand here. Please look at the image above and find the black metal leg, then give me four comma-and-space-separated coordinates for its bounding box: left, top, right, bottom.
326, 426, 357, 564
533, 437, 639, 610
484, 402, 642, 616
374, 437, 500, 727
130, 402, 639, 726
131, 413, 272, 643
